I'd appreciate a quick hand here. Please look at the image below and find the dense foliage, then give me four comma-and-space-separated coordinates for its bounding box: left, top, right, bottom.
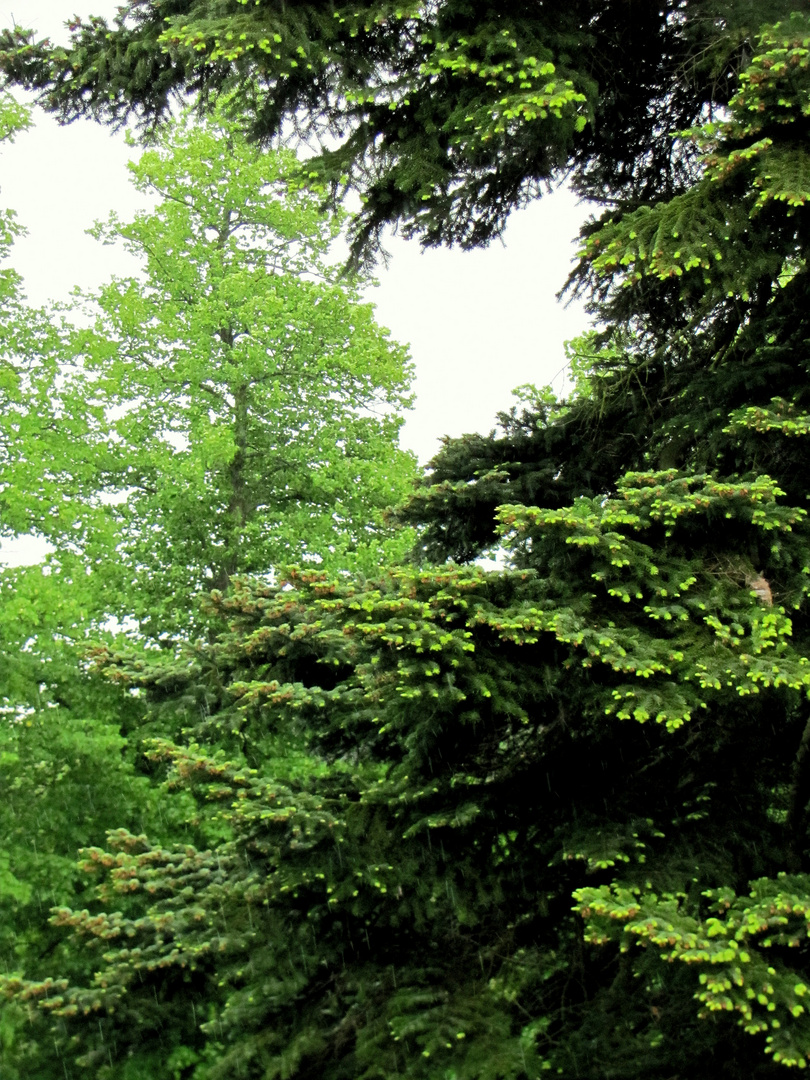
4, 5, 810, 1080
72, 110, 414, 635
7, 467, 810, 1080
0, 90, 414, 1078
48, 110, 414, 637
405, 9, 810, 561
0, 111, 415, 649
0, 0, 795, 266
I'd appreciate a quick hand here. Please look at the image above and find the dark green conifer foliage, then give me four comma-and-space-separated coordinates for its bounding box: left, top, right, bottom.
7, 462, 810, 1078
407, 11, 810, 563
0, 0, 797, 267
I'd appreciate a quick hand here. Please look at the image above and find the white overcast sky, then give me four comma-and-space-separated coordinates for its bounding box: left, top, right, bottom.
0, 1, 590, 565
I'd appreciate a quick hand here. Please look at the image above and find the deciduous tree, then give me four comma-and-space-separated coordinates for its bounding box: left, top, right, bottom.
29, 110, 415, 637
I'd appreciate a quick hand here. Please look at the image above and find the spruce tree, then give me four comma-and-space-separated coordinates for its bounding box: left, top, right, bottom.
406, 9, 810, 561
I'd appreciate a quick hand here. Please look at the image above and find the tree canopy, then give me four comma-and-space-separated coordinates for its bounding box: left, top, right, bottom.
6, 5, 810, 1080
1, 109, 415, 639
405, 9, 810, 562
74, 110, 415, 634
8, 468, 810, 1077
0, 0, 796, 266
6, 11, 810, 1079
